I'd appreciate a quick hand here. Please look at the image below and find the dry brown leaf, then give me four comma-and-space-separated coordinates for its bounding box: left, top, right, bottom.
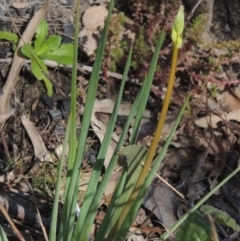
21, 115, 49, 160
194, 109, 240, 128
11, 2, 29, 9
79, 5, 108, 56
82, 5, 108, 30
93, 99, 151, 118
21, 116, 53, 176
0, 108, 17, 124
142, 181, 178, 229
92, 99, 150, 167
189, 131, 219, 155
217, 86, 240, 111
91, 110, 118, 168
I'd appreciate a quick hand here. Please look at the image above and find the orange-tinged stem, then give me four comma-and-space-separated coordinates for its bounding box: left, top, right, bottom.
106, 44, 179, 241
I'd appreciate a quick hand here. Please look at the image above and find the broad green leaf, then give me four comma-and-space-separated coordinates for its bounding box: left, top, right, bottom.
40, 43, 74, 65
0, 31, 19, 50
31, 58, 48, 80
31, 60, 52, 96
35, 35, 61, 55
0, 31, 19, 44
42, 74, 53, 96
21, 43, 37, 59
0, 226, 8, 241
34, 19, 48, 52
22, 44, 49, 72
174, 211, 213, 241
201, 205, 240, 231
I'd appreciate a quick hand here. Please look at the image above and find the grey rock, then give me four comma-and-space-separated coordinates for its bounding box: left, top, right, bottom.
60, 98, 71, 118
49, 109, 62, 121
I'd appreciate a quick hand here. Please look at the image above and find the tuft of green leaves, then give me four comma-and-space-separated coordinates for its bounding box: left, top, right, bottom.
21, 20, 74, 96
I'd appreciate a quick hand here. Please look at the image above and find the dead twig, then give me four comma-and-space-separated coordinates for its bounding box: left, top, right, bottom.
0, 203, 25, 241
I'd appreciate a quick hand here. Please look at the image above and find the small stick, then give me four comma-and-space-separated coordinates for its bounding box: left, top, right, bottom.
143, 163, 185, 199
0, 203, 25, 241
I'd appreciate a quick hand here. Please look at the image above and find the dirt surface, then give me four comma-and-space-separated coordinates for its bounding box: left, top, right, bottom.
1, 0, 240, 240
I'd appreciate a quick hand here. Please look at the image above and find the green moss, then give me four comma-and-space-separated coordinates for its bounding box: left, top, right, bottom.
148, 5, 155, 14
131, 60, 139, 70
105, 12, 128, 71
185, 14, 206, 44
213, 40, 240, 55
135, 26, 151, 58
209, 83, 218, 98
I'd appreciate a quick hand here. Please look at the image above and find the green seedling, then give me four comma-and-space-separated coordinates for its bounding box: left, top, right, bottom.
0, 20, 74, 96
21, 20, 74, 96
0, 31, 19, 50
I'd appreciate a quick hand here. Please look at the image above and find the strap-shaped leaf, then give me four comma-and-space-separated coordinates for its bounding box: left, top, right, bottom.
106, 145, 147, 234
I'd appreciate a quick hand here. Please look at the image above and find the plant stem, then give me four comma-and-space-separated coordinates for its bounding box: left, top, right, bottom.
141, 44, 179, 178
106, 44, 179, 240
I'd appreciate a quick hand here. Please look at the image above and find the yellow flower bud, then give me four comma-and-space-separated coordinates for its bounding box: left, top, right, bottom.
171, 28, 177, 43
176, 36, 182, 48
171, 5, 184, 48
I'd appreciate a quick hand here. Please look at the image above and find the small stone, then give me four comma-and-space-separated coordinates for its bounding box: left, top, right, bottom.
62, 23, 75, 43
63, 23, 75, 36
89, 155, 96, 165
88, 0, 109, 5
59, 0, 75, 5
0, 6, 7, 16
41, 94, 54, 109
49, 109, 62, 121
61, 98, 71, 118
54, 125, 66, 134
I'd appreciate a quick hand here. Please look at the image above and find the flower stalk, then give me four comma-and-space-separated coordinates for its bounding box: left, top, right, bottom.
105, 6, 185, 240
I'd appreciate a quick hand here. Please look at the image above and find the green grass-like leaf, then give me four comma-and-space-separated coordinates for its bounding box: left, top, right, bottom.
105, 145, 147, 235
0, 226, 8, 241
113, 93, 191, 241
